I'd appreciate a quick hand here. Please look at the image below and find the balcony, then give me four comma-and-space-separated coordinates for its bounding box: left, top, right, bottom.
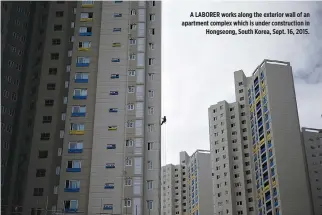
108, 126, 117, 131
80, 18, 93, 22
262, 156, 267, 163
75, 77, 88, 83
263, 105, 268, 113
111, 58, 120, 63
64, 208, 78, 213
270, 161, 274, 167
66, 168, 81, 172
266, 204, 272, 211
273, 190, 277, 197
81, 2, 93, 8
78, 47, 89, 51
71, 112, 86, 117
263, 185, 270, 192
68, 148, 83, 153
69, 130, 85, 135
113, 28, 121, 32
73, 95, 87, 100
110, 91, 118, 95
265, 194, 271, 202
64, 187, 80, 192
76, 62, 90, 67
79, 32, 92, 36
269, 151, 273, 157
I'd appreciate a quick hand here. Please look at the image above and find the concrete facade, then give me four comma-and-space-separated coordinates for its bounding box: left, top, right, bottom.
56, 1, 162, 215
161, 150, 213, 215
209, 59, 313, 215
301, 128, 322, 215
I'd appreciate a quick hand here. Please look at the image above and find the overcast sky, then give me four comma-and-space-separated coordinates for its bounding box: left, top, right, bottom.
160, 1, 322, 165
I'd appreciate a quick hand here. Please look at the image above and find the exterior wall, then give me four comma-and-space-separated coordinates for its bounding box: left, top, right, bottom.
161, 164, 176, 215
301, 128, 322, 215
56, 1, 162, 215
209, 100, 256, 215
255, 60, 311, 215
22, 2, 76, 214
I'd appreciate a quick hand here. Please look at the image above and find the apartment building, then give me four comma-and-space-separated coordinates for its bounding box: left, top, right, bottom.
301, 127, 322, 215
161, 150, 213, 215
209, 59, 312, 215
1, 2, 72, 214
2, 1, 161, 215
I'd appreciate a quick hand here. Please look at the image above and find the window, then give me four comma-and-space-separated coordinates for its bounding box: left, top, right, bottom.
54, 24, 62, 31
126, 139, 134, 147
148, 124, 155, 132
79, 42, 91, 49
128, 70, 136, 76
11, 92, 17, 101
125, 158, 132, 166
51, 53, 59, 60
241, 112, 246, 117
47, 83, 56, 90
149, 14, 155, 21
148, 160, 153, 169
36, 169, 46, 177
125, 178, 132, 186
148, 90, 154, 98
42, 116, 52, 123
127, 103, 134, 110
124, 199, 131, 207
148, 73, 155, 80
38, 150, 48, 159
147, 200, 153, 210
49, 68, 57, 75
40, 133, 50, 140
80, 12, 93, 19
33, 188, 44, 196
129, 54, 136, 60
147, 180, 153, 190
148, 43, 155, 50
148, 142, 153, 150
129, 39, 136, 45
239, 89, 243, 93
130, 24, 136, 29
238, 82, 243, 86
240, 97, 244, 101
148, 58, 155, 65
149, 28, 155, 35
56, 11, 64, 17
131, 9, 136, 15
148, 107, 154, 115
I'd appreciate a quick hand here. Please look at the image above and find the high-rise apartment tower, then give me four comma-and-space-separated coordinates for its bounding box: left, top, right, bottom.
209, 59, 312, 215
161, 150, 213, 215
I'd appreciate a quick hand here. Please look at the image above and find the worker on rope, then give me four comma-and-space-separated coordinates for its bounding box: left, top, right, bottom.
161, 116, 167, 125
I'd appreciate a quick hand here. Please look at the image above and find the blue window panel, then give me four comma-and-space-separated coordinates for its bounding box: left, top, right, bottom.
111, 58, 120, 63
73, 95, 87, 100
113, 13, 122, 17
109, 91, 118, 95
68, 148, 83, 153
66, 168, 81, 172
64, 188, 80, 192
104, 183, 115, 189
113, 28, 121, 32
64, 209, 77, 213
79, 32, 92, 36
103, 205, 113, 210
71, 112, 86, 117
75, 78, 88, 83
114, 1, 123, 3
109, 108, 118, 113
107, 144, 116, 149
76, 63, 90, 67
105, 163, 115, 168
111, 74, 119, 79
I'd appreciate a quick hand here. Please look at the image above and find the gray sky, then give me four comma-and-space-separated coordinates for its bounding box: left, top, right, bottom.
161, 1, 322, 165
